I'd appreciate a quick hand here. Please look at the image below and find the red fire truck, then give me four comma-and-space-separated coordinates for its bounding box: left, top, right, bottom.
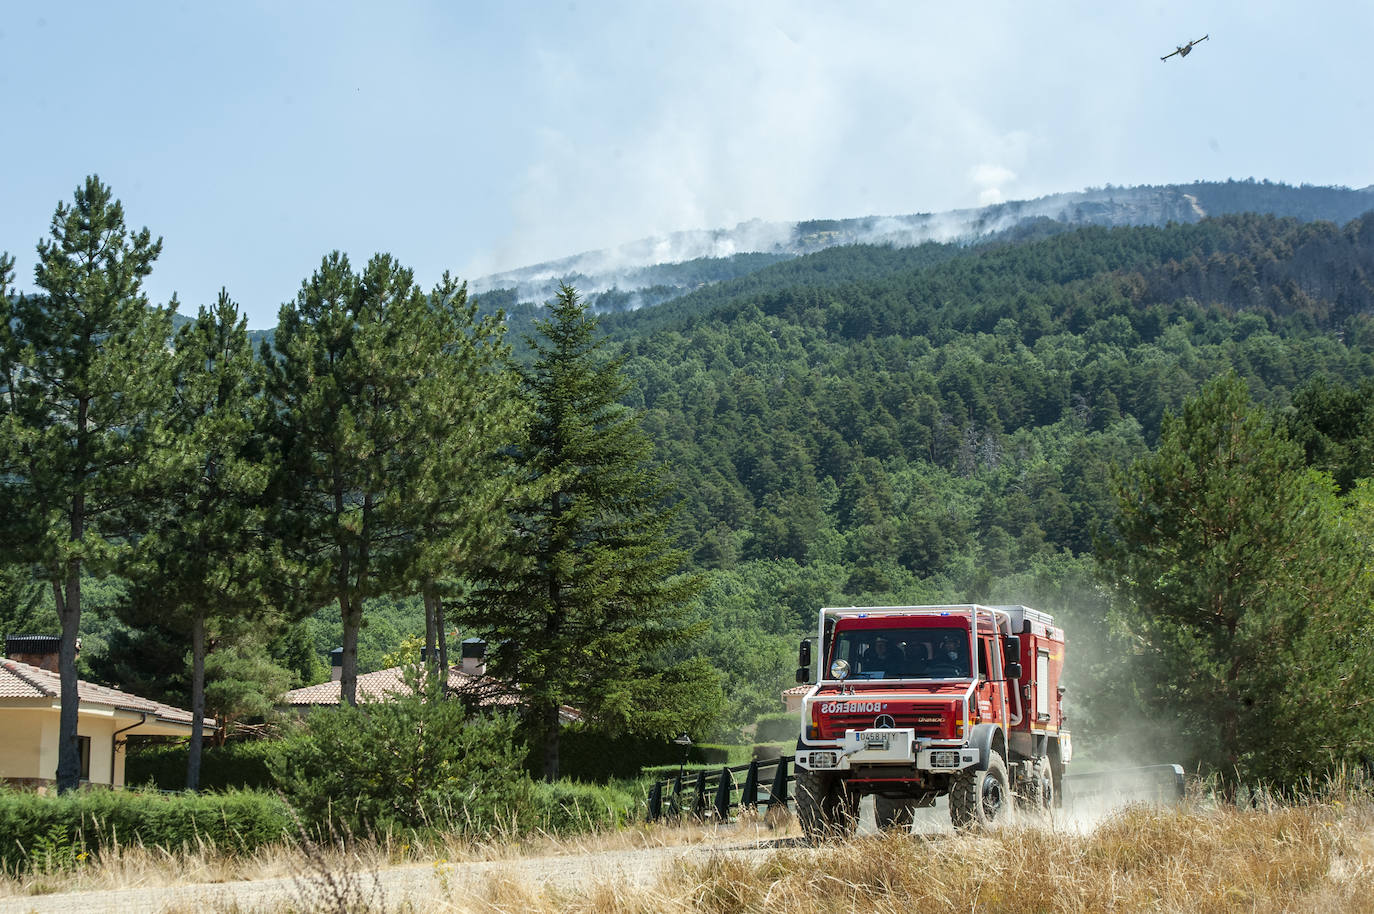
793, 604, 1070, 835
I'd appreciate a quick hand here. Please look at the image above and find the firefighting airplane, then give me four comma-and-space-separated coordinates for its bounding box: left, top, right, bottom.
1161, 34, 1209, 61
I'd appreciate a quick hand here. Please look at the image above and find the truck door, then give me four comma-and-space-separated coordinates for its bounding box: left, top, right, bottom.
975, 636, 1004, 722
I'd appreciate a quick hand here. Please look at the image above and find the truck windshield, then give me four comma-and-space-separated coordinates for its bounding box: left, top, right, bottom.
830, 626, 972, 680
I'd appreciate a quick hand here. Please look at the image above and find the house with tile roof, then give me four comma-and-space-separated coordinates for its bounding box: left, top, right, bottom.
281, 640, 581, 724
1, 636, 212, 790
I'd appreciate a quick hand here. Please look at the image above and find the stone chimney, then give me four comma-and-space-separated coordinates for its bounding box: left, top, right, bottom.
329, 647, 343, 683
4, 635, 71, 674
459, 638, 486, 676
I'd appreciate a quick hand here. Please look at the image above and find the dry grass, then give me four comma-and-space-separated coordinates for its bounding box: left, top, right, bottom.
0, 816, 747, 901
5, 792, 1374, 913
464, 796, 1374, 914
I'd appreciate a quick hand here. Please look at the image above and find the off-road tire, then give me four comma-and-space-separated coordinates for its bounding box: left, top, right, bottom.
949, 752, 1009, 831
874, 796, 918, 832
795, 766, 858, 841
1015, 758, 1054, 811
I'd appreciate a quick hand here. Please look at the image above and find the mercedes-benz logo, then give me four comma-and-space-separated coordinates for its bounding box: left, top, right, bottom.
874, 714, 896, 729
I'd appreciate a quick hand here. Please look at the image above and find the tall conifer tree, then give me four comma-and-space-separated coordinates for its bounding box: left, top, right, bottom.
116, 290, 273, 789
406, 272, 520, 681
461, 285, 721, 781
0, 178, 169, 791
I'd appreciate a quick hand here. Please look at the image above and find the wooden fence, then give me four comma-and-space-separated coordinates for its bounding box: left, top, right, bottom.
645, 756, 792, 822
643, 758, 1187, 824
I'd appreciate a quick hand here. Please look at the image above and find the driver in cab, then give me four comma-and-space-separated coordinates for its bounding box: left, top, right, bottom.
863, 636, 905, 678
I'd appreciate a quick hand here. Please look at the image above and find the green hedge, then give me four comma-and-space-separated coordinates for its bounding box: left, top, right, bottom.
0, 787, 292, 873
125, 740, 280, 792
544, 728, 731, 782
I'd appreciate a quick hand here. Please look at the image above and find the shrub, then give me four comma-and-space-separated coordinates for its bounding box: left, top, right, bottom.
0, 787, 291, 873
269, 669, 535, 836
524, 780, 641, 834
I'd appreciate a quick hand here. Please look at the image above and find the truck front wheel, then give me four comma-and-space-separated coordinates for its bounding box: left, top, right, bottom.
949, 753, 1009, 830
795, 767, 858, 841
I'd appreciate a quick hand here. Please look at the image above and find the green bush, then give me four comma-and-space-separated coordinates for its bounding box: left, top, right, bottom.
752, 711, 800, 742
523, 779, 641, 834
270, 670, 535, 836
125, 739, 280, 791
0, 787, 291, 873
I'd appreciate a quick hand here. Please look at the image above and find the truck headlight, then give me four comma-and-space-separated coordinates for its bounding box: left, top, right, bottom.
929, 750, 962, 768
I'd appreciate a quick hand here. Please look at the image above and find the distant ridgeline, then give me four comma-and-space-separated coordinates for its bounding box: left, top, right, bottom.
469, 179, 1374, 323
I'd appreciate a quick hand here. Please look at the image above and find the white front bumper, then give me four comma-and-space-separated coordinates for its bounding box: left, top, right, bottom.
796, 729, 979, 772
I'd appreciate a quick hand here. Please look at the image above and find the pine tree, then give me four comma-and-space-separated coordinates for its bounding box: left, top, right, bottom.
461, 285, 721, 781
116, 290, 276, 789
0, 177, 169, 791
1099, 373, 1374, 783
264, 254, 516, 705
406, 272, 521, 682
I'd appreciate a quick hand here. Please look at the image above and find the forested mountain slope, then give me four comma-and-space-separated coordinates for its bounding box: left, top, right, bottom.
613, 213, 1374, 580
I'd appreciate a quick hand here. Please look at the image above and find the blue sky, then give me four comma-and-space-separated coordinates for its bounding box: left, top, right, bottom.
4, 1, 1371, 329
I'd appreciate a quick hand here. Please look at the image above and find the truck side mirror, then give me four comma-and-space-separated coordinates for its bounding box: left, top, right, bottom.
1004, 661, 1023, 680
1002, 635, 1020, 663
798, 639, 811, 668
796, 666, 812, 684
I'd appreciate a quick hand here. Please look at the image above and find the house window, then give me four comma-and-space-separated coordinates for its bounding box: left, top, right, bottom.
77, 735, 91, 781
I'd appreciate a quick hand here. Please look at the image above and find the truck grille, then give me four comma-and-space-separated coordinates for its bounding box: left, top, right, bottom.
820, 707, 950, 740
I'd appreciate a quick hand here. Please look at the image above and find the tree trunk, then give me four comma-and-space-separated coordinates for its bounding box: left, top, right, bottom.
187, 613, 207, 792
423, 581, 439, 682
542, 700, 561, 782
436, 591, 449, 675
55, 568, 82, 793
341, 596, 361, 707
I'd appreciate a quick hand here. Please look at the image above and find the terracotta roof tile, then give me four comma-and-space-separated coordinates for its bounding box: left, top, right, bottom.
282, 666, 508, 706
0, 658, 211, 727
282, 665, 580, 722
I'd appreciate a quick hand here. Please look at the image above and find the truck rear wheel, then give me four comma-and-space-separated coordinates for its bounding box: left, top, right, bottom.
950, 753, 1009, 830
795, 767, 858, 841
1016, 759, 1053, 811
874, 796, 917, 832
